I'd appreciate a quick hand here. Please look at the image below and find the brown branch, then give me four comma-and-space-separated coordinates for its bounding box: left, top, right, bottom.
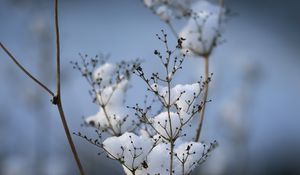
53, 0, 85, 174
55, 98, 85, 175
0, 42, 55, 97
55, 0, 61, 97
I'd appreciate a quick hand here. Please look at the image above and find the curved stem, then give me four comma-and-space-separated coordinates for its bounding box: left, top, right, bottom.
53, 0, 85, 174
56, 98, 85, 175
0, 42, 55, 97
195, 55, 209, 142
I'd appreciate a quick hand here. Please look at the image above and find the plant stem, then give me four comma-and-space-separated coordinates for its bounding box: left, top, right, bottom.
195, 55, 209, 142
165, 49, 174, 175
168, 85, 174, 175
55, 97, 85, 175
182, 161, 185, 175
102, 105, 118, 136
53, 0, 85, 174
55, 0, 61, 97
170, 141, 174, 175
0, 42, 55, 97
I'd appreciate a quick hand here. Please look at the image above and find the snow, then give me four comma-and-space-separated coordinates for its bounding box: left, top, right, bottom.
156, 5, 173, 22
143, 0, 192, 21
135, 141, 205, 175
103, 132, 153, 171
93, 63, 116, 86
83, 3, 217, 172
152, 111, 182, 138
179, 1, 221, 56
172, 83, 201, 113
85, 63, 137, 135
85, 106, 137, 134
136, 142, 170, 175
143, 0, 159, 8
173, 141, 205, 174
96, 79, 129, 107
151, 83, 201, 113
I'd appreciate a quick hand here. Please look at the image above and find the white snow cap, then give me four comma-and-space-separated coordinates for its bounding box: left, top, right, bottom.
143, 0, 192, 21
173, 141, 205, 174
156, 5, 173, 22
151, 83, 201, 113
85, 63, 137, 135
96, 79, 129, 107
103, 132, 153, 171
143, 0, 160, 8
85, 79, 135, 135
136, 141, 205, 175
179, 0, 222, 56
85, 106, 136, 135
93, 63, 116, 86
172, 83, 201, 113
136, 142, 169, 175
152, 111, 182, 139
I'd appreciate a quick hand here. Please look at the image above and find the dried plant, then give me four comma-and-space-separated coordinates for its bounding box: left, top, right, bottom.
0, 0, 228, 175
142, 0, 226, 142
76, 31, 217, 175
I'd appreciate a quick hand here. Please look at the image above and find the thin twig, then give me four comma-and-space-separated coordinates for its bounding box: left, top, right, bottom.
0, 42, 55, 97
56, 99, 85, 175
55, 0, 61, 97
53, 0, 85, 174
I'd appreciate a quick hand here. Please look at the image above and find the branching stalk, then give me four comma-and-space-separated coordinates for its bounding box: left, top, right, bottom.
53, 0, 85, 174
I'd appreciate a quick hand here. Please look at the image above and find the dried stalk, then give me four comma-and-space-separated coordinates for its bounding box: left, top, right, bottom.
0, 42, 55, 97
194, 55, 209, 142
53, 0, 85, 174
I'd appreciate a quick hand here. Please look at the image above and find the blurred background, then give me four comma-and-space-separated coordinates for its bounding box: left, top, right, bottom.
1, 0, 300, 174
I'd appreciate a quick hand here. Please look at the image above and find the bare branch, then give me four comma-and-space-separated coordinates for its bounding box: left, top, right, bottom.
52, 0, 85, 174
0, 42, 55, 97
